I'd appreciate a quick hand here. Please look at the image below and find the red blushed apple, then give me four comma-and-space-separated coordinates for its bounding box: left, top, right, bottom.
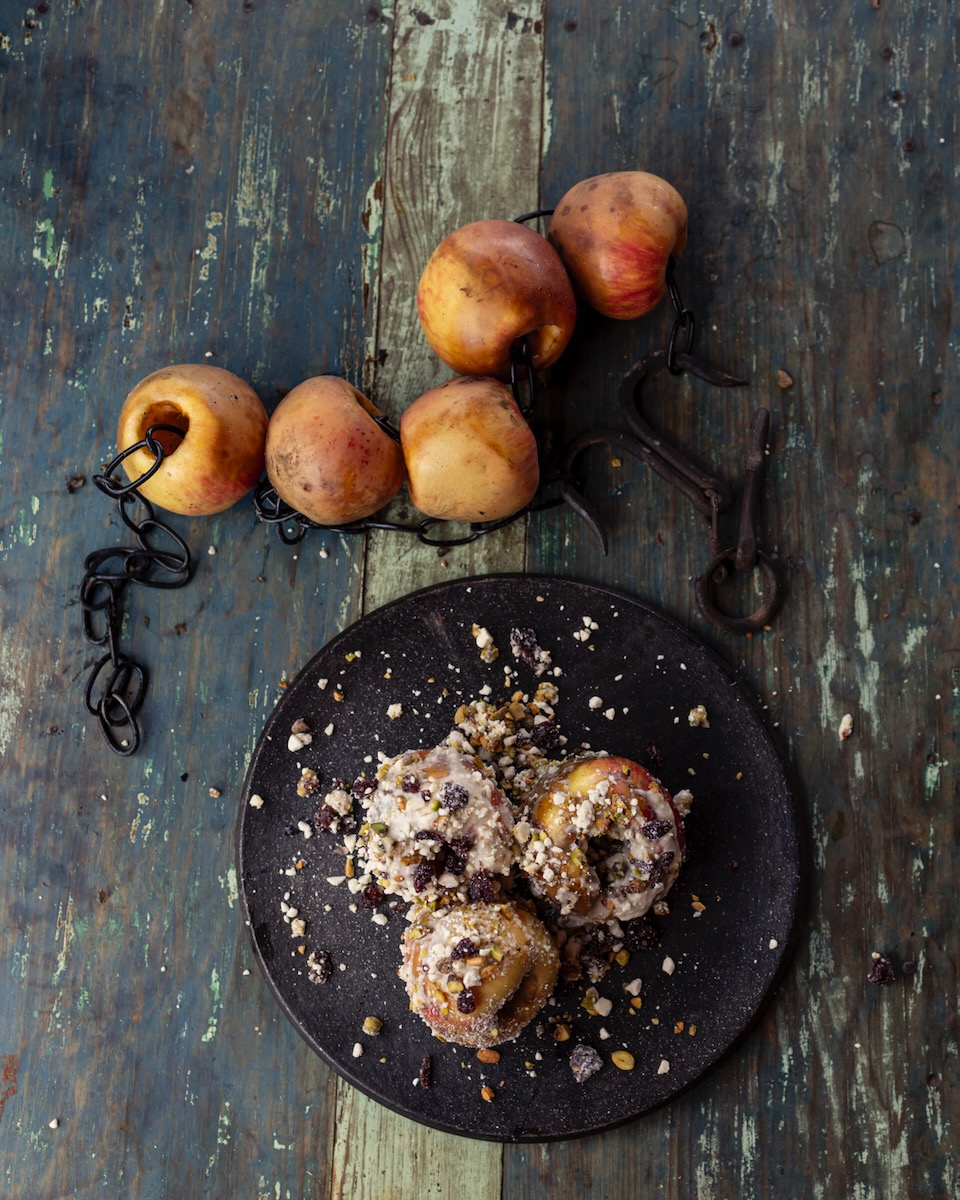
399, 376, 539, 522
116, 363, 269, 516
265, 375, 405, 526
547, 171, 688, 320
416, 219, 577, 380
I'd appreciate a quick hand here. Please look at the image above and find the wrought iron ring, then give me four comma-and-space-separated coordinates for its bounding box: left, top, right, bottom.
695, 547, 783, 634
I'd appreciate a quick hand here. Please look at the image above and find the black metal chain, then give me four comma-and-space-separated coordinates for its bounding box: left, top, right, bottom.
253, 474, 566, 548
80, 426, 193, 754
665, 257, 696, 373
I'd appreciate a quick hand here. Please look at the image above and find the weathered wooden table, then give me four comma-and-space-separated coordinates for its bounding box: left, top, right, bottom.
2, 2, 956, 1196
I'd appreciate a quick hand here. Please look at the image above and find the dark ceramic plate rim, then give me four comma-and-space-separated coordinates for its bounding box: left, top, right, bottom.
236, 574, 801, 1142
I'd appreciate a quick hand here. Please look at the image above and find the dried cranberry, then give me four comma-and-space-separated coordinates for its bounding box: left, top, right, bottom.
439, 782, 469, 811
569, 1043, 603, 1084
306, 949, 332, 984
419, 1055, 433, 1088
510, 626, 544, 672
443, 851, 466, 876
644, 850, 675, 885
351, 776, 376, 802
339, 813, 358, 836
530, 720, 562, 751
641, 819, 673, 840
415, 829, 440, 841
583, 926, 615, 957
360, 884, 385, 909
413, 861, 435, 893
579, 928, 615, 980
645, 740, 666, 767
456, 990, 476, 1014
448, 835, 474, 857
868, 953, 896, 985
468, 870, 495, 903
621, 917, 659, 952
400, 773, 421, 793
314, 805, 337, 830
451, 937, 477, 960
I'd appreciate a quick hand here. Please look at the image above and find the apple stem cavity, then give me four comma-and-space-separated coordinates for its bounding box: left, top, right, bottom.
140, 405, 189, 456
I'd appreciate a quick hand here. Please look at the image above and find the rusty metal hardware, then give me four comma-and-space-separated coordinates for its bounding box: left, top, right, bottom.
561, 348, 783, 634
80, 426, 193, 754
694, 408, 783, 633
253, 237, 784, 633
558, 256, 784, 634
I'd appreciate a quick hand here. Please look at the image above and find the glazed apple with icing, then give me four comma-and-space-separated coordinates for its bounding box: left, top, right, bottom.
399, 901, 560, 1048
519, 752, 688, 926
357, 743, 516, 906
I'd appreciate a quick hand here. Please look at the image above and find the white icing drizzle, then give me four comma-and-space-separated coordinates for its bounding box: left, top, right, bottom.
358, 744, 515, 904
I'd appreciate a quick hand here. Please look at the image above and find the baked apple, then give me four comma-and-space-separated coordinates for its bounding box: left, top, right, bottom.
265, 376, 405, 526
547, 171, 688, 319
417, 218, 577, 380
399, 375, 539, 523
116, 363, 268, 516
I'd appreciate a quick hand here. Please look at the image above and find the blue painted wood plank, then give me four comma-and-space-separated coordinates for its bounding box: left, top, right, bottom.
0, 2, 393, 1196
517, 3, 958, 1198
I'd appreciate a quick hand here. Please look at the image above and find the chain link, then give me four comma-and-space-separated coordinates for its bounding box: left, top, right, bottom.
665, 257, 696, 373
80, 425, 193, 754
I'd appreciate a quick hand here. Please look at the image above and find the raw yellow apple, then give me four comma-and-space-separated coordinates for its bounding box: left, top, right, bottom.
547, 171, 688, 319
416, 219, 577, 380
399, 375, 539, 522
116, 363, 269, 516
265, 375, 405, 525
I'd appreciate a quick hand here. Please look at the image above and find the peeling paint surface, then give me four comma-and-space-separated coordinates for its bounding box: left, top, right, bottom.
0, 0, 956, 1197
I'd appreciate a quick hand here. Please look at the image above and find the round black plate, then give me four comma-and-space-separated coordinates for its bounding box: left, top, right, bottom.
237, 575, 800, 1141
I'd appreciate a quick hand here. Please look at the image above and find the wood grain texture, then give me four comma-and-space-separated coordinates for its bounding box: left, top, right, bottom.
338, 3, 545, 1194
0, 0, 956, 1198
361, 0, 547, 613
1, 2, 393, 1196
518, 3, 958, 1199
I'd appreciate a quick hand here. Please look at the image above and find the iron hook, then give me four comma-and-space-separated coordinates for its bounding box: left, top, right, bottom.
694, 407, 784, 633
